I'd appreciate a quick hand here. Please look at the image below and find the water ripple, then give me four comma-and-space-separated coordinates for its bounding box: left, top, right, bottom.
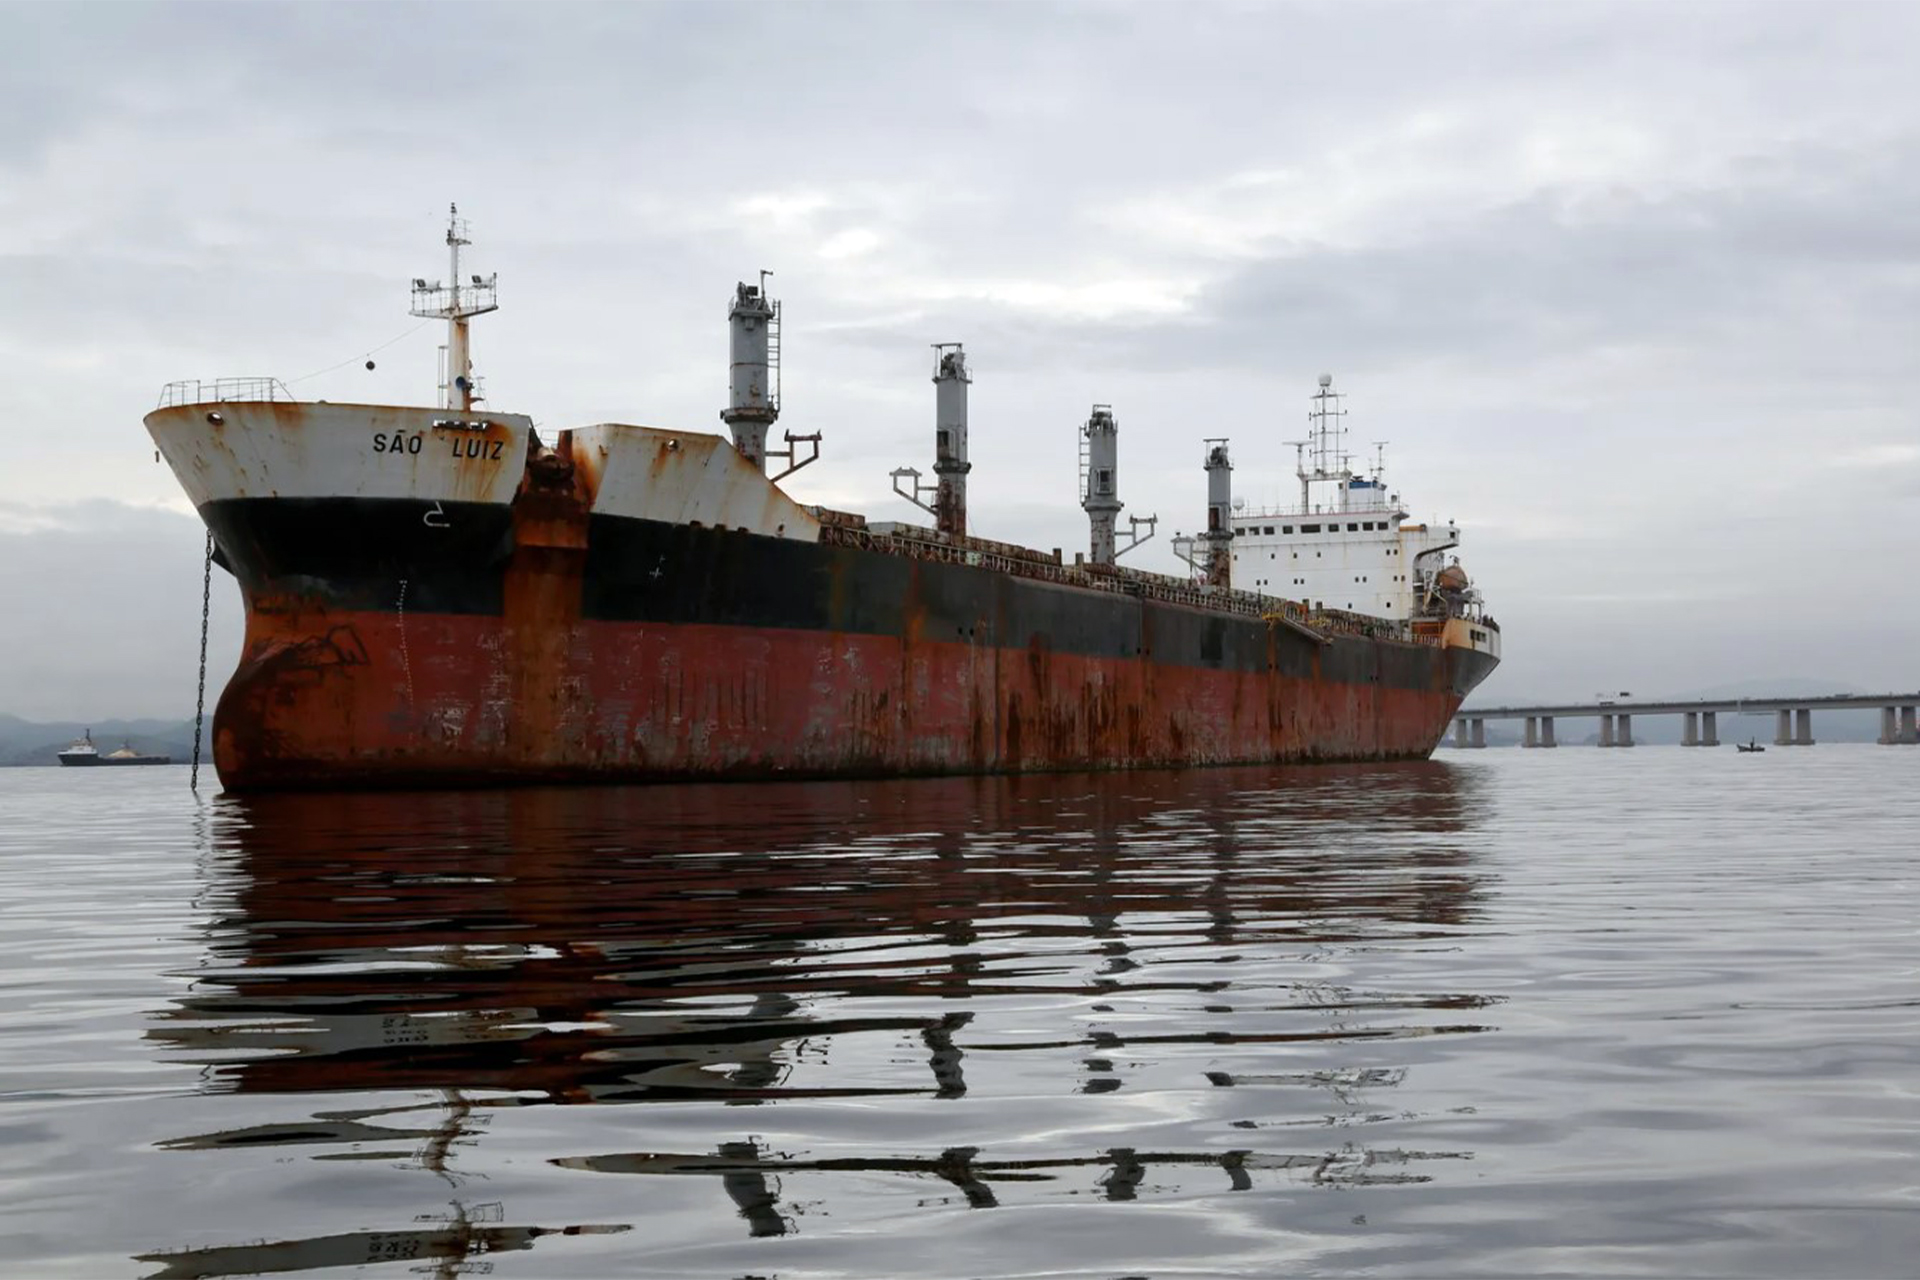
2, 749, 1918, 1276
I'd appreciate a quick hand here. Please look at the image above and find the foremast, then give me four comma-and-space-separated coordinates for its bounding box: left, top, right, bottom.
410, 204, 498, 412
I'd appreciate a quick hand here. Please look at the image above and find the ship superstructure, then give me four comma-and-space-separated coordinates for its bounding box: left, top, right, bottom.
145, 212, 1499, 792
1226, 375, 1488, 628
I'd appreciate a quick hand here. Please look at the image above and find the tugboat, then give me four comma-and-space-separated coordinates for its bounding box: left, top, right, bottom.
56, 730, 172, 767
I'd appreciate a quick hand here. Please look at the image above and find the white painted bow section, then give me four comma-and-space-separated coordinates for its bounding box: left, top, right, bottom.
568, 424, 822, 542
145, 402, 533, 508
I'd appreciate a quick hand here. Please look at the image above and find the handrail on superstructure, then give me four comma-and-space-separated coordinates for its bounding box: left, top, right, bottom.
157, 378, 295, 408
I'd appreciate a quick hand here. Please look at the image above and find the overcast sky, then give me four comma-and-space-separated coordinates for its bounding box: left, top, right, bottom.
4, 0, 1917, 720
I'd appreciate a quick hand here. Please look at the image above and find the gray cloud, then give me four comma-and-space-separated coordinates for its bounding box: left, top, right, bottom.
3, 0, 1917, 716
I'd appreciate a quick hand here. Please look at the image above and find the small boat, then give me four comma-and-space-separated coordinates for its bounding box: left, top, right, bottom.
1737, 739, 1765, 753
56, 730, 172, 767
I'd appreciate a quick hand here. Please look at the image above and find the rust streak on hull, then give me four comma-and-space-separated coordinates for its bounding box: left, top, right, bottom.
215, 606, 1488, 792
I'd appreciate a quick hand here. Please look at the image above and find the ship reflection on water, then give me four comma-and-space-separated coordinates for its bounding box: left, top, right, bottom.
141, 762, 1496, 1273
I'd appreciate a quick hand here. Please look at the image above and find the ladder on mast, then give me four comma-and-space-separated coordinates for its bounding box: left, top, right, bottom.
766, 298, 783, 415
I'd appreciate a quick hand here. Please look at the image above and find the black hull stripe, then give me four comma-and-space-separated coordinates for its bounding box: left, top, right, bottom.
203, 497, 511, 615
204, 497, 1493, 697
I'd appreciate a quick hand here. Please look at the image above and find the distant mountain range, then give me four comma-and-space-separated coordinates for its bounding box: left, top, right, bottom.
0, 714, 206, 767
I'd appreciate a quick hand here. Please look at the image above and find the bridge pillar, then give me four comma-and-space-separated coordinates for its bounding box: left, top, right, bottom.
1775, 709, 1792, 746
1701, 710, 1718, 747
1883, 707, 1899, 744
1471, 718, 1486, 748
1541, 715, 1556, 747
1524, 717, 1538, 748
1795, 708, 1814, 746
1599, 714, 1615, 748
1454, 717, 1469, 748
1683, 712, 1699, 746
1617, 713, 1634, 747
1903, 706, 1917, 745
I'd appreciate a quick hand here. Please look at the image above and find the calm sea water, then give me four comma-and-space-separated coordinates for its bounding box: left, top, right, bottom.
1, 747, 1916, 1278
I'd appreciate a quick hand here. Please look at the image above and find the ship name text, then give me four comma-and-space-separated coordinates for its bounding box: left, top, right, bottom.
370, 431, 505, 460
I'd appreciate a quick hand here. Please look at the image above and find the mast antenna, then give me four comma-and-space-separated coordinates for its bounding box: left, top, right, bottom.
410, 203, 499, 411
1299, 373, 1350, 512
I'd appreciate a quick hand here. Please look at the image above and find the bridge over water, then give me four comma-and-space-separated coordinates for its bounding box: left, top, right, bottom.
1447, 692, 1920, 748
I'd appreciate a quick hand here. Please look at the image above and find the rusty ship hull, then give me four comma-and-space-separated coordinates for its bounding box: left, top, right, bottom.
149, 401, 1497, 792
215, 539, 1495, 791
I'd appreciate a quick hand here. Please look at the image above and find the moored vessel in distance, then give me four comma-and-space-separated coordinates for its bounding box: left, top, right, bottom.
145, 208, 1499, 792
57, 730, 173, 767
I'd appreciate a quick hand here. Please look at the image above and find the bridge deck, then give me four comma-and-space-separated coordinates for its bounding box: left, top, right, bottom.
1461, 693, 1920, 720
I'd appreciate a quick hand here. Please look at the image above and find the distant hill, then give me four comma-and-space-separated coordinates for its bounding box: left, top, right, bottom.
0, 714, 206, 767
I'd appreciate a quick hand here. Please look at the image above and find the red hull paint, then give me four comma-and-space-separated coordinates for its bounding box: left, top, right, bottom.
215, 603, 1470, 791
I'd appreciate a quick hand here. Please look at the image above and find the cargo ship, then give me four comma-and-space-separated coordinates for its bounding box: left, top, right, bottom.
57, 730, 172, 767
145, 209, 1498, 792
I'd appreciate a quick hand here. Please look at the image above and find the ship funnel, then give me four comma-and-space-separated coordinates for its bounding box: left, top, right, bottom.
1203, 438, 1232, 589
1081, 404, 1156, 565
721, 273, 781, 470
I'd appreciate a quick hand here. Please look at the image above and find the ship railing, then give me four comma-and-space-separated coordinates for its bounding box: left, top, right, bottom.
865, 520, 1067, 572
157, 378, 295, 408
818, 522, 1433, 645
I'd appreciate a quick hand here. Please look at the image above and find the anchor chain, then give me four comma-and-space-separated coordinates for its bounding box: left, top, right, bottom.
191, 529, 212, 792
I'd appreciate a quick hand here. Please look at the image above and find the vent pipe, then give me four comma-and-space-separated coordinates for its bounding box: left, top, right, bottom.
1078, 404, 1156, 564
1203, 439, 1232, 589
1082, 405, 1121, 564
721, 273, 779, 470
898, 344, 973, 535
932, 344, 971, 538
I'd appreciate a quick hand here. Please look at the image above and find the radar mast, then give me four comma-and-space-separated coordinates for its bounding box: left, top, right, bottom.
410, 204, 499, 411
1297, 373, 1352, 512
